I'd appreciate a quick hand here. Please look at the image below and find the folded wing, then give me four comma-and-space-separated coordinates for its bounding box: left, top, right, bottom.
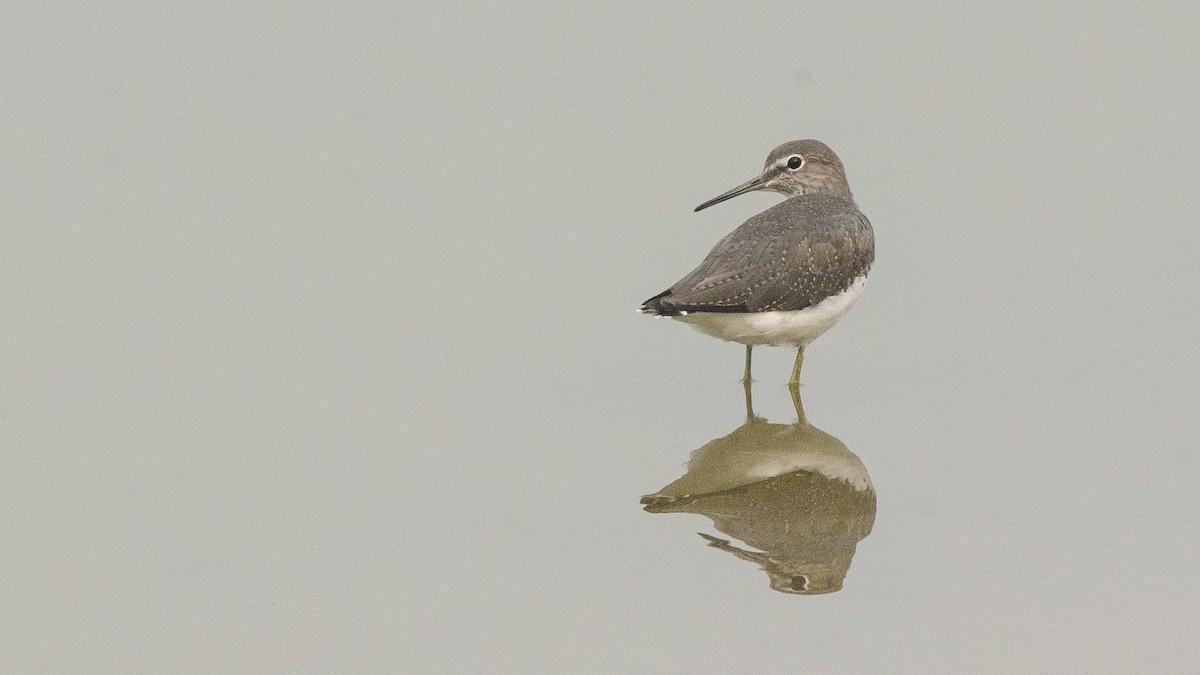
642, 195, 874, 316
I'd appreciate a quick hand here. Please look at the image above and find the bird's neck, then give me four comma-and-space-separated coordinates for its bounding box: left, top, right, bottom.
805, 174, 853, 201
813, 184, 853, 201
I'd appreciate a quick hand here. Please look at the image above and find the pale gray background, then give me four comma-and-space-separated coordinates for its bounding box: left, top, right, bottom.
3, 2, 1198, 673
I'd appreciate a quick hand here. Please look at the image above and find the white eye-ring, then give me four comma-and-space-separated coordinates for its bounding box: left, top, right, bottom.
786, 155, 804, 170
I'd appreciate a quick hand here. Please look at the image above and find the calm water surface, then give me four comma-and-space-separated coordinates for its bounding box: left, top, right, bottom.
3, 3, 1198, 672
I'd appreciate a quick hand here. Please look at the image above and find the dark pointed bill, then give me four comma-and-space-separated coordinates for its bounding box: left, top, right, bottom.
694, 174, 769, 212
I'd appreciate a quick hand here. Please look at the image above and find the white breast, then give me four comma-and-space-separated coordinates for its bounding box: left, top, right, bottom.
672, 275, 867, 347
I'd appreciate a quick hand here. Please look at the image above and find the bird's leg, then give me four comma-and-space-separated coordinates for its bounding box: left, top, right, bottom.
788, 346, 807, 424
789, 381, 807, 426
788, 346, 805, 389
742, 345, 753, 385
742, 375, 754, 421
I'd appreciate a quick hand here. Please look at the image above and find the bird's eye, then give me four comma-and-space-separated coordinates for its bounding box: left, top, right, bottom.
786, 155, 804, 170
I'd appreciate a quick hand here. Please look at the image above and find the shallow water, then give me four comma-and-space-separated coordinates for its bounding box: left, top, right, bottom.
4, 3, 1199, 672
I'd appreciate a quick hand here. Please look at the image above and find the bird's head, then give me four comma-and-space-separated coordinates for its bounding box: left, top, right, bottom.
694, 139, 852, 212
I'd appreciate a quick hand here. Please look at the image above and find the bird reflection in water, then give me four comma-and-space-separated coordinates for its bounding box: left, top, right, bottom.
641, 384, 875, 594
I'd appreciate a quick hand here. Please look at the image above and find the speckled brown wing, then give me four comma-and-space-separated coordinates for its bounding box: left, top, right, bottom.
642, 194, 874, 316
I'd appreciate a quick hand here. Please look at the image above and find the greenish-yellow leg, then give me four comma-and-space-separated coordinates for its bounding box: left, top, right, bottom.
742, 376, 754, 421
789, 380, 807, 425
742, 345, 753, 385
788, 346, 806, 389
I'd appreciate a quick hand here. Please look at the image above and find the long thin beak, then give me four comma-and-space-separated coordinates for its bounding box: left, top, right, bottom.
694, 173, 769, 212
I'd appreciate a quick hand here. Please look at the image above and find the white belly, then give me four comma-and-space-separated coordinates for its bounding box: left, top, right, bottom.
672, 276, 867, 347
